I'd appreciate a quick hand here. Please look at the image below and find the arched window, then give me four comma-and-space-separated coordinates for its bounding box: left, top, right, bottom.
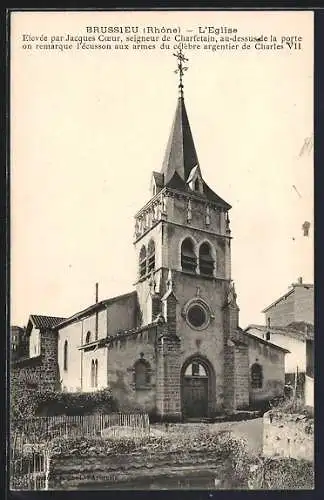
63, 340, 68, 371
185, 361, 207, 377
199, 242, 214, 276
134, 359, 151, 390
251, 363, 263, 389
139, 245, 147, 278
181, 238, 197, 273
91, 359, 98, 388
86, 331, 91, 344
147, 239, 155, 273
95, 359, 98, 387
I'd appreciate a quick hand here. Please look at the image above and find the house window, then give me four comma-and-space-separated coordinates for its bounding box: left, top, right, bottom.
139, 245, 147, 278
63, 340, 68, 371
91, 359, 98, 388
251, 363, 263, 389
147, 239, 155, 273
134, 359, 151, 390
86, 331, 91, 343
199, 242, 214, 276
181, 238, 197, 273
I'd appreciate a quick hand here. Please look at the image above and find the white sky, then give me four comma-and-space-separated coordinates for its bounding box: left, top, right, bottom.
11, 10, 313, 328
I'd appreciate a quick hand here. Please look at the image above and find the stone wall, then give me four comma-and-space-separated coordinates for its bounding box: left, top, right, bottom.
265, 293, 295, 327
156, 332, 181, 419
106, 326, 158, 414
263, 410, 314, 462
234, 344, 249, 409
294, 286, 314, 324
11, 328, 60, 393
248, 336, 285, 406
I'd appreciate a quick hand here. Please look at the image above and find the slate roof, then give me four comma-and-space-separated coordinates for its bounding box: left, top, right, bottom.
165, 172, 231, 210
245, 322, 314, 342
161, 96, 199, 185
160, 96, 231, 209
152, 171, 164, 188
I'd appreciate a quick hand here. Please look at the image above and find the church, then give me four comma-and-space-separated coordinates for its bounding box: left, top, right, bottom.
13, 52, 288, 420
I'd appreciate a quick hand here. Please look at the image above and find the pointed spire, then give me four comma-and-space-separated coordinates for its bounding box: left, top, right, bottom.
159, 52, 232, 211
161, 97, 199, 185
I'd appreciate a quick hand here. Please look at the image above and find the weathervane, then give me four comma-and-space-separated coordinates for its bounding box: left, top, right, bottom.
173, 49, 189, 97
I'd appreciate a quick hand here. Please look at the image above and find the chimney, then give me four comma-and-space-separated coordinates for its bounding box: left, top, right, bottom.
298, 277, 303, 285
95, 283, 99, 339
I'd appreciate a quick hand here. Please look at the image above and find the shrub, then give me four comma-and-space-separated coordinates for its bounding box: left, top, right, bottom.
270, 395, 312, 416
35, 388, 117, 416
261, 458, 314, 489
10, 372, 40, 432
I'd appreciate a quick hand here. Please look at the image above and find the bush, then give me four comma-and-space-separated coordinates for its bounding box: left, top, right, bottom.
270, 395, 312, 416
11, 383, 117, 435
259, 458, 314, 489
10, 372, 40, 432
35, 388, 117, 416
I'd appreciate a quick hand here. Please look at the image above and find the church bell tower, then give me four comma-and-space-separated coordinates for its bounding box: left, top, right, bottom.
133, 51, 242, 416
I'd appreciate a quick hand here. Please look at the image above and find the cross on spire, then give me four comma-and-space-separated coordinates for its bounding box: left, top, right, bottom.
173, 49, 189, 98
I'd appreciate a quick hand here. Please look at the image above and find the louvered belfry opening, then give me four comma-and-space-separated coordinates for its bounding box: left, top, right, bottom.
147, 240, 155, 273
199, 242, 214, 276
181, 238, 197, 273
139, 245, 147, 278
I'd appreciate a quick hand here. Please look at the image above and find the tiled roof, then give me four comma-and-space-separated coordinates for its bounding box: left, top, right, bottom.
240, 328, 290, 353
246, 323, 314, 341
30, 315, 66, 329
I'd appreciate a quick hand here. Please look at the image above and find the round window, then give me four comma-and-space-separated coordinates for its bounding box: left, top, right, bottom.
186, 303, 209, 329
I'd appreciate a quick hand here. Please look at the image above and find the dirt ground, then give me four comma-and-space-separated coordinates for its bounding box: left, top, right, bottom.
151, 418, 264, 455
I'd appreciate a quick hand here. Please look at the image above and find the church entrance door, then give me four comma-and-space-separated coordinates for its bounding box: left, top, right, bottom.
182, 360, 209, 419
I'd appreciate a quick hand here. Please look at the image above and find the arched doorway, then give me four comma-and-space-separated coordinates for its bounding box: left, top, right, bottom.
181, 356, 214, 419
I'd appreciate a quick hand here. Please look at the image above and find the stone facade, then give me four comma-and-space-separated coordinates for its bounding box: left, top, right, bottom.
263, 280, 314, 327
12, 326, 60, 393
12, 82, 288, 420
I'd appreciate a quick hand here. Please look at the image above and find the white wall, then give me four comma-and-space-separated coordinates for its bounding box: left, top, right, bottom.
305, 375, 314, 408
58, 321, 82, 392
29, 327, 40, 357
247, 328, 306, 373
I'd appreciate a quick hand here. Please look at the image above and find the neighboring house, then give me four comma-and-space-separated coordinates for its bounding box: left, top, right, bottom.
245, 280, 314, 408
263, 278, 313, 327
10, 326, 28, 361
11, 65, 289, 419
11, 315, 66, 392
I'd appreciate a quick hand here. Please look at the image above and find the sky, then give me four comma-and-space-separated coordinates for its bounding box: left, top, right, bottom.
11, 10, 313, 328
